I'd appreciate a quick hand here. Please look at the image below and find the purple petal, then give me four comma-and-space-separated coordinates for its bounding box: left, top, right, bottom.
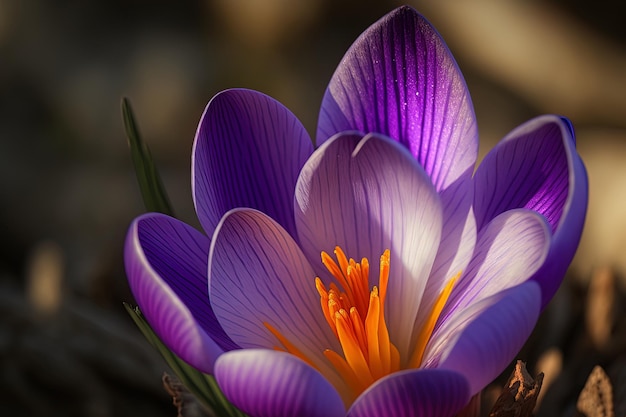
295, 132, 443, 361
473, 115, 587, 307
443, 209, 550, 316
124, 213, 237, 373
434, 281, 541, 395
474, 115, 574, 232
215, 349, 345, 417
209, 208, 341, 381
192, 88, 313, 238
318, 6, 478, 193
531, 120, 588, 307
347, 368, 470, 417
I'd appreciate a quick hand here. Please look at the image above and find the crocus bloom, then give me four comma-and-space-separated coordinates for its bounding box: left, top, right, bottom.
125, 6, 587, 417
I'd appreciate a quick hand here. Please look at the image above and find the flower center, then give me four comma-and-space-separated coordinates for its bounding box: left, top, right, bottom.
264, 246, 458, 402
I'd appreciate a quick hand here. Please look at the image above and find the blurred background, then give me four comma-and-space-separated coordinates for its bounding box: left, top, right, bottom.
1, 0, 625, 415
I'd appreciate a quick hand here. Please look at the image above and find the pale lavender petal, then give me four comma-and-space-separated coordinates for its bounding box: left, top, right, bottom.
433, 281, 541, 395
192, 88, 313, 238
412, 205, 476, 348
295, 132, 443, 361
208, 208, 341, 381
428, 173, 476, 290
442, 209, 550, 317
347, 368, 470, 417
318, 6, 478, 192
473, 115, 587, 307
215, 349, 345, 417
124, 213, 237, 373
410, 166, 477, 347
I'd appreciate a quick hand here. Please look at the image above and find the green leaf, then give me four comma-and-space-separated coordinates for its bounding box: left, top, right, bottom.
121, 97, 174, 216
124, 303, 248, 417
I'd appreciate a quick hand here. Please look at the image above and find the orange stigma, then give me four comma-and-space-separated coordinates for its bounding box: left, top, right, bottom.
316, 247, 400, 398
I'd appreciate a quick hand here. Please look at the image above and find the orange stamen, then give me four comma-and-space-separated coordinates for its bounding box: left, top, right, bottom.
263, 322, 318, 370
408, 271, 460, 368
316, 248, 400, 397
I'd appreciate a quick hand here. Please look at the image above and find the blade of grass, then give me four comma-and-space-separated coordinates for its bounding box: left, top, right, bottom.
121, 97, 174, 216
124, 303, 248, 417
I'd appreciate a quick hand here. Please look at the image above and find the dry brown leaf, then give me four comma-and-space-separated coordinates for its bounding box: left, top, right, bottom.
489, 361, 543, 417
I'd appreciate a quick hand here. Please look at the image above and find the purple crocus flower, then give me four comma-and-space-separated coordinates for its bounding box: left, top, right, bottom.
124, 6, 587, 417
